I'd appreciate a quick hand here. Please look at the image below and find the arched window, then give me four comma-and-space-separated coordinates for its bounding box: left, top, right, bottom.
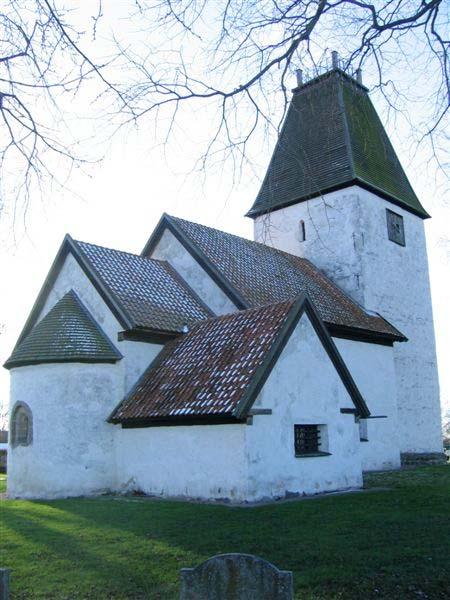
11, 403, 33, 447
299, 220, 306, 242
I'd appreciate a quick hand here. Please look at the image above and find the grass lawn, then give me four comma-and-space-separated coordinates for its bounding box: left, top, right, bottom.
1, 466, 449, 599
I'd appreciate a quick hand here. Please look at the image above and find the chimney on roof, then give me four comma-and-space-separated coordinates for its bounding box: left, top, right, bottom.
295, 69, 303, 87
356, 68, 363, 85
331, 51, 339, 69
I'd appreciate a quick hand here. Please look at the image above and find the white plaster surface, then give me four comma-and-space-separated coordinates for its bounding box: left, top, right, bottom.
149, 229, 238, 315
245, 313, 363, 501
8, 363, 120, 498
254, 187, 442, 453
116, 424, 248, 501
116, 312, 365, 502
8, 253, 163, 498
334, 338, 400, 471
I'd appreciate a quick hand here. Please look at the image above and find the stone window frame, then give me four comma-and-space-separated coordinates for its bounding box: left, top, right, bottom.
386, 209, 405, 246
10, 402, 33, 448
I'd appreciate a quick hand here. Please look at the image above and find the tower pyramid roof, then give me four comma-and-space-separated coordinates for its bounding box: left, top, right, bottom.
247, 69, 429, 219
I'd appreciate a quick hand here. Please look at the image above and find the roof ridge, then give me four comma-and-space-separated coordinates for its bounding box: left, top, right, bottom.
188, 298, 295, 332
166, 214, 312, 262
292, 68, 369, 94
75, 238, 167, 264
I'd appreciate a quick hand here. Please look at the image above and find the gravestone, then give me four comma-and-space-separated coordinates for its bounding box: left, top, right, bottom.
180, 553, 293, 600
0, 569, 10, 600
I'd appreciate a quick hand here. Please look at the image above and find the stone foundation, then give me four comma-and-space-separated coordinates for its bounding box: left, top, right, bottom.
400, 452, 448, 466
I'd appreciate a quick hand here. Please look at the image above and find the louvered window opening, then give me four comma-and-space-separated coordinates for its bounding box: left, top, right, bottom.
386, 209, 405, 246
294, 424, 321, 455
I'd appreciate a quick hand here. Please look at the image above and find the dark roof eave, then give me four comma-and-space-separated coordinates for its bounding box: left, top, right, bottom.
4, 356, 121, 370
246, 179, 430, 220
327, 322, 407, 345
110, 414, 245, 428
118, 327, 182, 344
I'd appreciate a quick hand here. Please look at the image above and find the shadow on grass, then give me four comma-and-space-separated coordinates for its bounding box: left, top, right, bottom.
3, 466, 450, 599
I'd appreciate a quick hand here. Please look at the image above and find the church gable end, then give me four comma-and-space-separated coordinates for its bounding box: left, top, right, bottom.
109, 294, 369, 428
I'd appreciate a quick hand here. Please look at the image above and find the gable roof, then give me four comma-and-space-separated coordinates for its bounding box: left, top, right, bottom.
13, 235, 212, 350
74, 239, 212, 332
4, 290, 122, 369
143, 214, 405, 344
109, 295, 370, 426
247, 69, 429, 219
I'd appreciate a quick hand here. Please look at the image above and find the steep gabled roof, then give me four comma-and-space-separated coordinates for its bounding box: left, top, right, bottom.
74, 240, 212, 332
4, 290, 121, 369
109, 295, 369, 426
143, 214, 405, 344
247, 69, 429, 219
13, 235, 212, 350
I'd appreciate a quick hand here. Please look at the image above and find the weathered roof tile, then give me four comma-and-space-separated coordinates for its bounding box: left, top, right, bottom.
247, 69, 428, 219
110, 297, 370, 424
110, 301, 295, 423
155, 215, 404, 341
75, 240, 211, 332
4, 290, 121, 369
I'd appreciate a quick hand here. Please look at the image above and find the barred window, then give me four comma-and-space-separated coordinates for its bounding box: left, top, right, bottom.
386, 209, 405, 246
11, 403, 33, 448
295, 424, 322, 456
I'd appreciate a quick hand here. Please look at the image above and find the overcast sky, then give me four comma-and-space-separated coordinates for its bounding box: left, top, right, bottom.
0, 2, 448, 427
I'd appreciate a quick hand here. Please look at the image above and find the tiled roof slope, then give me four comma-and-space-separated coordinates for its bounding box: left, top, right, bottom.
4, 290, 121, 369
110, 297, 370, 424
247, 69, 428, 219
110, 301, 293, 423
74, 240, 211, 333
151, 215, 404, 341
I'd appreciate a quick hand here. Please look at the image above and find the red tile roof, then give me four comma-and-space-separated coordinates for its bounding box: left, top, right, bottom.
110, 297, 369, 425
110, 301, 295, 423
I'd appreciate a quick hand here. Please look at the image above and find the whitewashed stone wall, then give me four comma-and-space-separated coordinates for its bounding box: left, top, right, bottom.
149, 229, 238, 315
8, 362, 120, 498
334, 338, 400, 471
8, 253, 163, 498
245, 313, 363, 501
254, 186, 442, 454
114, 312, 364, 502
115, 424, 248, 501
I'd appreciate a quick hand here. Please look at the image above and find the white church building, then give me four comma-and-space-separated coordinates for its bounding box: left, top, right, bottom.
5, 67, 444, 501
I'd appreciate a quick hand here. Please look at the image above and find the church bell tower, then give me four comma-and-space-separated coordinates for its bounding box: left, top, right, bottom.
247, 63, 443, 458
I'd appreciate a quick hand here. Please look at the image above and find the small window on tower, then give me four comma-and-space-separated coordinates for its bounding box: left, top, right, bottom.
386, 209, 405, 246
299, 220, 306, 242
